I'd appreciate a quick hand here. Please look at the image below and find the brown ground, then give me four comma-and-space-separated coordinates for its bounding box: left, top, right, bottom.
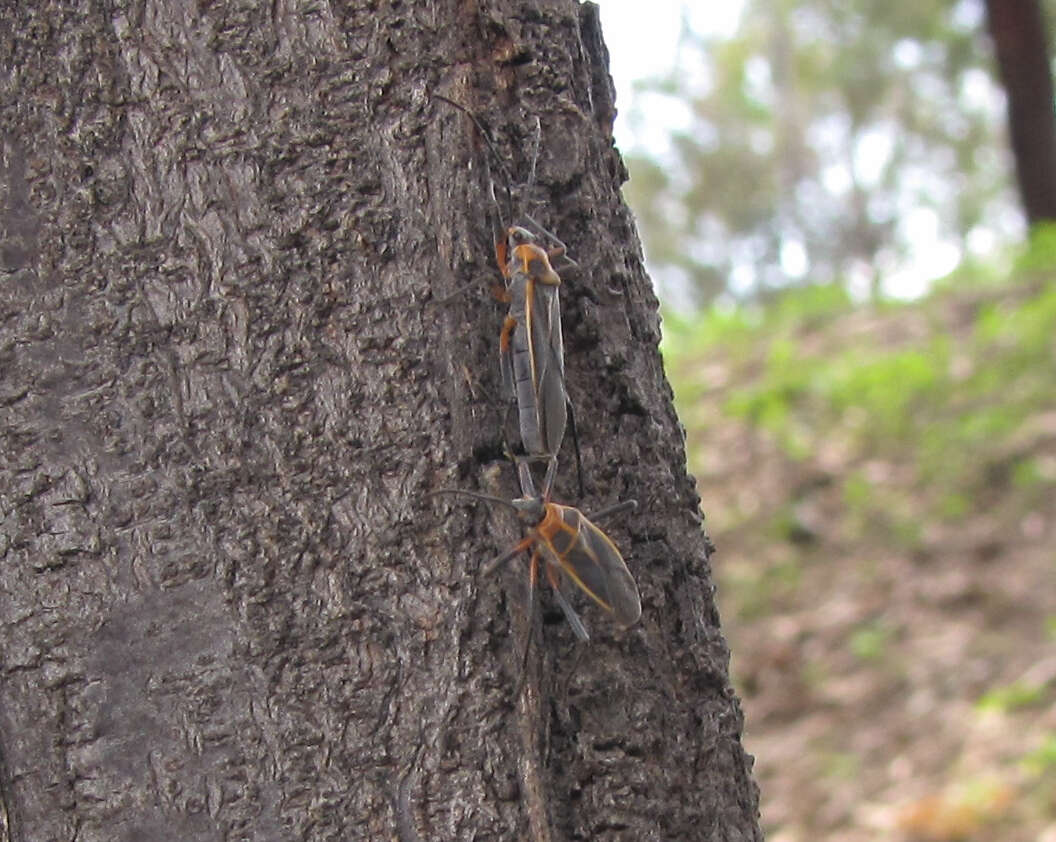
671, 285, 1056, 841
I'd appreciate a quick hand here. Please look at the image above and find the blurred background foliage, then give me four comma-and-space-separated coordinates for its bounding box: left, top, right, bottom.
609, 0, 1056, 838
621, 0, 1054, 305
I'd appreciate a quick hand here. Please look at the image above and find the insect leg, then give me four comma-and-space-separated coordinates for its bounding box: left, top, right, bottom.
546, 563, 590, 642
485, 167, 513, 280
565, 397, 584, 500
514, 549, 542, 689
522, 214, 579, 271
514, 457, 538, 500
539, 456, 559, 503
483, 535, 533, 576
499, 315, 517, 396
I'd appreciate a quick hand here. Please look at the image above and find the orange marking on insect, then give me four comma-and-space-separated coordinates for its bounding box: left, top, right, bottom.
499, 315, 516, 352
497, 500, 642, 632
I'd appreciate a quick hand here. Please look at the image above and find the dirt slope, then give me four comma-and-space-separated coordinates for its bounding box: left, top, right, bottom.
666, 275, 1056, 841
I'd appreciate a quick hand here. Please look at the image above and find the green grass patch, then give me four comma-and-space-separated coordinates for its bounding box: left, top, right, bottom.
665, 255, 1056, 529
819, 750, 861, 780
722, 557, 804, 621
1023, 733, 1056, 776
849, 620, 894, 662
1045, 616, 1056, 641
842, 470, 872, 511
1011, 458, 1044, 489
976, 681, 1048, 713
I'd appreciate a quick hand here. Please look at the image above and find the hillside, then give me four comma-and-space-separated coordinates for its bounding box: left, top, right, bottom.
663, 254, 1056, 841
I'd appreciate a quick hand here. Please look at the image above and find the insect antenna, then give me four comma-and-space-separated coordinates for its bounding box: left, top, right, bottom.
522, 213, 579, 271
431, 93, 515, 227
588, 499, 637, 523
524, 114, 541, 194
427, 488, 519, 511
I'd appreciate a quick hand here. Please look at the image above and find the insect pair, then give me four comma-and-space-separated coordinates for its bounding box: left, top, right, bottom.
432, 94, 640, 641
434, 94, 582, 503
432, 463, 641, 643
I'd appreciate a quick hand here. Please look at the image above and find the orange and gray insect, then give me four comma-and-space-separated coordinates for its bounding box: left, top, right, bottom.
497, 225, 569, 494
433, 487, 640, 641
431, 94, 581, 500
485, 496, 641, 640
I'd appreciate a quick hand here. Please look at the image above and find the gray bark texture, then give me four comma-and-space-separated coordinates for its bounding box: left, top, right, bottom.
0, 1, 761, 840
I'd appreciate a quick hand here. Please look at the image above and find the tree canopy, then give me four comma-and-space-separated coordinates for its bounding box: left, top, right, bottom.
622, 0, 1048, 306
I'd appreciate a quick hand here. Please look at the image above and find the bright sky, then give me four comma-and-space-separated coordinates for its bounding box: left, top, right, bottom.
593, 0, 1017, 302
597, 0, 740, 153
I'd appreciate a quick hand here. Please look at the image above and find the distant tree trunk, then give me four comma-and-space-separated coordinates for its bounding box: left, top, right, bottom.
0, 1, 761, 840
984, 0, 1056, 225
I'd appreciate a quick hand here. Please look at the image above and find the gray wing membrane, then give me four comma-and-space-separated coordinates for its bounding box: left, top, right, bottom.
527, 279, 567, 455
552, 507, 642, 628
502, 261, 567, 458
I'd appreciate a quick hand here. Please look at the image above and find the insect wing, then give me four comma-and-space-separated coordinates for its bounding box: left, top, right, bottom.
526, 270, 567, 456
503, 271, 544, 453
500, 233, 569, 462
548, 506, 641, 628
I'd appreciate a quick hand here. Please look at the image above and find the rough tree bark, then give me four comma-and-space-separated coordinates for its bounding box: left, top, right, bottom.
0, 1, 761, 840
984, 0, 1056, 225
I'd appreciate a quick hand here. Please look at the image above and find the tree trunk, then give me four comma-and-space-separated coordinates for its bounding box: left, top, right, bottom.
984, 0, 1056, 225
0, 1, 761, 840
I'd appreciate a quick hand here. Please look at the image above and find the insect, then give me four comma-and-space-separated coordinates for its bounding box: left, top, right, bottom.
432, 94, 583, 501
432, 478, 641, 642
498, 224, 573, 500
